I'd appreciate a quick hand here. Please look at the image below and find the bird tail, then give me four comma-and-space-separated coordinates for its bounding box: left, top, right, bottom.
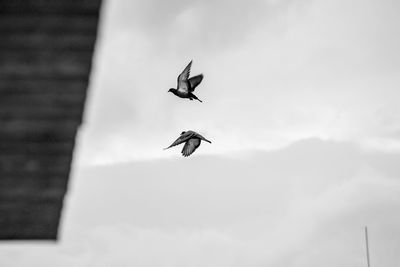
189, 93, 202, 103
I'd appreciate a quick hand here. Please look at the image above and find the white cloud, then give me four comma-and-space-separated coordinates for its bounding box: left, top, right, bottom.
2, 1, 400, 266
2, 140, 400, 266
76, 0, 400, 165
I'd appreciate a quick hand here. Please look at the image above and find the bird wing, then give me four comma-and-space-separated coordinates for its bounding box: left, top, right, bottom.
164, 132, 193, 150
193, 132, 212, 143
177, 60, 192, 92
188, 74, 203, 92
181, 138, 201, 157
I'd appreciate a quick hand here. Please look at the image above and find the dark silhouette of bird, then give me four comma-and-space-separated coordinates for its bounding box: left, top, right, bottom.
168, 60, 204, 102
164, 130, 211, 157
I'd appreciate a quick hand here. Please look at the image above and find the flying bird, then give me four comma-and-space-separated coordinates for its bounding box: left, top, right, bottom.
168, 60, 204, 102
164, 131, 211, 157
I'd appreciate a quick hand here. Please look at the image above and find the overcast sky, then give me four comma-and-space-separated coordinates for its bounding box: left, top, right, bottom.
75, 0, 400, 164
1, 0, 400, 266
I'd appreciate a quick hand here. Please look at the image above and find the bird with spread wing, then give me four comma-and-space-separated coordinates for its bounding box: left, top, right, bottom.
164, 131, 211, 157
168, 60, 204, 102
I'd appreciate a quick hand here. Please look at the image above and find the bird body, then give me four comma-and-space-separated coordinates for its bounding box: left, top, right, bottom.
168, 60, 204, 102
164, 130, 211, 157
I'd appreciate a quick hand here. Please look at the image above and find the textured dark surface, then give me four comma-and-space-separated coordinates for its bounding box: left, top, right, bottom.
0, 0, 102, 240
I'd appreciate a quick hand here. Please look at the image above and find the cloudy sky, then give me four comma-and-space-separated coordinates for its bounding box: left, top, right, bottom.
1, 0, 400, 266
